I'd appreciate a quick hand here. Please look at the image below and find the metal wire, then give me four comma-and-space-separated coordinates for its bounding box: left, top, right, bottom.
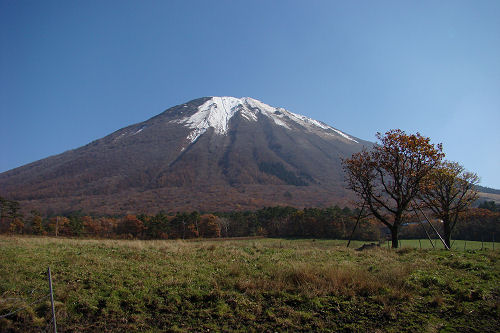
0, 294, 49, 319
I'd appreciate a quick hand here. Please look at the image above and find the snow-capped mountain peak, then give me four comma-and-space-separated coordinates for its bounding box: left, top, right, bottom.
173, 96, 358, 144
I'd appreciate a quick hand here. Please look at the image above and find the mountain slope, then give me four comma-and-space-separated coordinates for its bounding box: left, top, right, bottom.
0, 97, 371, 214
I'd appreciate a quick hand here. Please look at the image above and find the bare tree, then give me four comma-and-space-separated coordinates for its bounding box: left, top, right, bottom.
343, 129, 444, 248
217, 217, 231, 238
419, 161, 479, 248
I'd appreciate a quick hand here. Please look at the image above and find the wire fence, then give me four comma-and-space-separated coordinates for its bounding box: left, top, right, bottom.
379, 238, 499, 250
0, 294, 49, 319
0, 267, 57, 332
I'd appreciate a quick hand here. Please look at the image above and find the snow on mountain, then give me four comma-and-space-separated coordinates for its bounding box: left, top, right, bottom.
173, 97, 247, 143
173, 96, 358, 143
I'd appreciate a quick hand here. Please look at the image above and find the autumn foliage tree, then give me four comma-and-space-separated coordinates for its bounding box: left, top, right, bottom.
8, 217, 24, 234
30, 210, 45, 235
453, 208, 499, 241
199, 214, 221, 238
343, 129, 444, 248
48, 216, 70, 236
116, 215, 144, 238
419, 161, 479, 248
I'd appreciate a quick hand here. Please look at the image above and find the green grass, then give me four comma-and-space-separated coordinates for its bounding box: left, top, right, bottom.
387, 239, 499, 250
1, 236, 499, 332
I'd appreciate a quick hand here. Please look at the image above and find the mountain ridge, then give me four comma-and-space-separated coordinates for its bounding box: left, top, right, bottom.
0, 96, 371, 214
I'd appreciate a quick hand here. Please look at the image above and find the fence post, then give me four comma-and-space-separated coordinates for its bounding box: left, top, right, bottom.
47, 267, 57, 333
419, 239, 421, 249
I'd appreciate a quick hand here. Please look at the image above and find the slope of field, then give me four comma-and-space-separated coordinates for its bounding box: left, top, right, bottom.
0, 237, 499, 332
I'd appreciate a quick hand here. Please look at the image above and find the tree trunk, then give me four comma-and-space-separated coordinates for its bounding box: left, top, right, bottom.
443, 219, 451, 249
390, 225, 399, 248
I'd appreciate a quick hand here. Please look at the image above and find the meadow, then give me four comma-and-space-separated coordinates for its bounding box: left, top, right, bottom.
0, 236, 499, 332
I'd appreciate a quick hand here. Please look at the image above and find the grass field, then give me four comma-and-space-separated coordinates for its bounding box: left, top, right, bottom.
1, 236, 499, 332
384, 239, 498, 250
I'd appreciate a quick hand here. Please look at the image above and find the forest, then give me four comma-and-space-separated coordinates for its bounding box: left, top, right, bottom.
0, 196, 498, 243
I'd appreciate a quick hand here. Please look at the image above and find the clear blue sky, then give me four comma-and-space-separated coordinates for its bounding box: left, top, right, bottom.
1, 0, 499, 188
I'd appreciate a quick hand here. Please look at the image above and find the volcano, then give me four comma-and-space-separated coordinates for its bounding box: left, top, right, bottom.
0, 97, 371, 214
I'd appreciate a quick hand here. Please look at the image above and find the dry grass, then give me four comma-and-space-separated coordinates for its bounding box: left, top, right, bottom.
230, 250, 413, 301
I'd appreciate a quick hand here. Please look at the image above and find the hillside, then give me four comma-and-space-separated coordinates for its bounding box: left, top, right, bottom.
476, 185, 500, 195
0, 97, 371, 214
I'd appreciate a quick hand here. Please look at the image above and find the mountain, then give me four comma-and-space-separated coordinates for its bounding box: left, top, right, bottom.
475, 185, 500, 196
0, 97, 371, 214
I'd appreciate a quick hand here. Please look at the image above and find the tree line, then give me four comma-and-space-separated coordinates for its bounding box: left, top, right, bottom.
0, 197, 498, 242
0, 203, 378, 240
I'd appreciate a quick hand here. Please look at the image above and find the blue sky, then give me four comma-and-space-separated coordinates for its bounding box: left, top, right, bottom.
1, 0, 499, 188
